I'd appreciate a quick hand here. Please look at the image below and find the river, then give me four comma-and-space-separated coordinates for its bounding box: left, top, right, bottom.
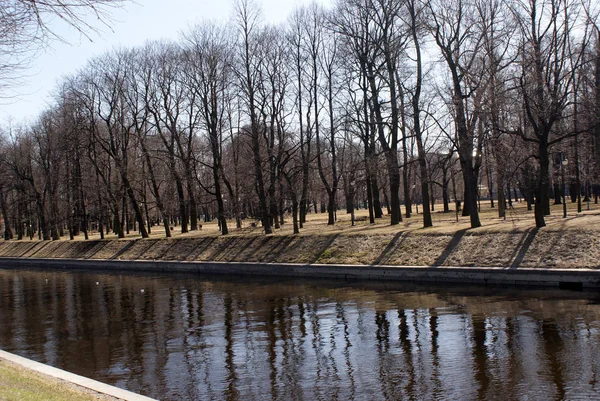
0, 268, 598, 400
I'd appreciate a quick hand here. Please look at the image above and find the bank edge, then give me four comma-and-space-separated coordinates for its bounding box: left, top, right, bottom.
0, 349, 157, 401
0, 257, 598, 290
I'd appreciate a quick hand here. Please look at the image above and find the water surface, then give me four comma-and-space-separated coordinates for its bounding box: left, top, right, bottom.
0, 268, 599, 400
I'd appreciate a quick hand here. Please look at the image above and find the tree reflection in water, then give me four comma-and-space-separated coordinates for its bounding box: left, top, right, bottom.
0, 269, 599, 400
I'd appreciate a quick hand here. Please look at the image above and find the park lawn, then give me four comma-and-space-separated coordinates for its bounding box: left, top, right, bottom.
56, 199, 600, 241
0, 359, 117, 401
4, 201, 599, 270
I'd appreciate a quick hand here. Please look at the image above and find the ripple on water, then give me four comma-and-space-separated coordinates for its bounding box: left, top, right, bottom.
0, 269, 600, 400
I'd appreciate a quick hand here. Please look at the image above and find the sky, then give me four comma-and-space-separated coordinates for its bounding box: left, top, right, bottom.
0, 0, 330, 126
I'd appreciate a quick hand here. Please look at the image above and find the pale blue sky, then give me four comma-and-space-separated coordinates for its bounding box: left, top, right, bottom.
0, 0, 330, 126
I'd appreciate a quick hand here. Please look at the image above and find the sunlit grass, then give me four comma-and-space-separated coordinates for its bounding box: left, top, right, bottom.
4, 199, 599, 269
0, 359, 112, 401
50, 199, 600, 241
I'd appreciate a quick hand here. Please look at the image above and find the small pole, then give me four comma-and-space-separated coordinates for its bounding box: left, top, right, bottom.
561, 154, 568, 218
351, 179, 356, 226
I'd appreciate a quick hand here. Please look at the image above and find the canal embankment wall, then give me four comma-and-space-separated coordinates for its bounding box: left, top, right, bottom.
0, 230, 598, 288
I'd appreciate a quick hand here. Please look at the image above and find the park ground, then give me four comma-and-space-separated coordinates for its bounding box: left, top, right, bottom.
0, 200, 598, 269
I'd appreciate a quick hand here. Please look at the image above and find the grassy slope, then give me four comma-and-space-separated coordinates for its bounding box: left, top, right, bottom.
0, 202, 598, 269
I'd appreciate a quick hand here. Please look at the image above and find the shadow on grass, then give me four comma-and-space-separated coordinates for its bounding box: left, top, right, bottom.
183, 237, 217, 261
21, 241, 50, 258
374, 232, 406, 265
122, 239, 158, 260
263, 236, 296, 263
431, 228, 469, 267
204, 237, 236, 261
154, 239, 179, 260
54, 241, 78, 258
509, 227, 539, 268
229, 236, 261, 261
110, 240, 136, 260
83, 241, 109, 259
310, 234, 340, 264
68, 241, 103, 259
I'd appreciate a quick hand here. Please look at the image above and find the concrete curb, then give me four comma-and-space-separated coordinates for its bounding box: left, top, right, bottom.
0, 349, 156, 401
0, 257, 599, 289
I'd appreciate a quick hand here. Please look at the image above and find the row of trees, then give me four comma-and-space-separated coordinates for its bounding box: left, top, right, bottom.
1, 0, 600, 241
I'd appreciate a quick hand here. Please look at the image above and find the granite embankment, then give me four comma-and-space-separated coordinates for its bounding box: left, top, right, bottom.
0, 229, 596, 269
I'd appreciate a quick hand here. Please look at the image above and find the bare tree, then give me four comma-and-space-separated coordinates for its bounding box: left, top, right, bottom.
183, 24, 235, 235
512, 0, 586, 227
86, 50, 148, 237
312, 6, 341, 226
123, 47, 171, 237
234, 0, 272, 234
332, 0, 381, 223
287, 7, 314, 228
406, 0, 433, 227
428, 0, 487, 228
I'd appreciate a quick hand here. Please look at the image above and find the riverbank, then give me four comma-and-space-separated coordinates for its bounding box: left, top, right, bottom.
0, 204, 598, 288
0, 225, 597, 269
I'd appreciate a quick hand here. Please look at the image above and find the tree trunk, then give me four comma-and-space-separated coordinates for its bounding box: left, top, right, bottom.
461, 162, 482, 228
141, 142, 171, 238
415, 135, 432, 227
553, 182, 562, 204
535, 139, 550, 227
119, 169, 148, 238
0, 187, 13, 240
174, 172, 188, 234
291, 197, 299, 234
372, 175, 383, 219
401, 91, 412, 218
188, 181, 198, 231
442, 166, 450, 213
35, 192, 50, 240
497, 177, 506, 218
214, 169, 228, 236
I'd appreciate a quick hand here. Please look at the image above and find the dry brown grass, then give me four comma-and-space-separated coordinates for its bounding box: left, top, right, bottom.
0, 358, 119, 401
3, 200, 599, 269
42, 199, 600, 241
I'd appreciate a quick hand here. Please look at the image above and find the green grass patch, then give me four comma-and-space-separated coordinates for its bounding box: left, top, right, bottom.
0, 360, 105, 401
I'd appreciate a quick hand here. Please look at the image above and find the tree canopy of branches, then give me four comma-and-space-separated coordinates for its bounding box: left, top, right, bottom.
0, 0, 124, 95
1, 0, 599, 241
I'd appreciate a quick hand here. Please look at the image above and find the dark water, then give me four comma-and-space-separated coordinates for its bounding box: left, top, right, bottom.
0, 269, 599, 400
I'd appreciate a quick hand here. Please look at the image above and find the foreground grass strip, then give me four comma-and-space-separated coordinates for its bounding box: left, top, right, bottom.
0, 350, 155, 401
0, 359, 112, 401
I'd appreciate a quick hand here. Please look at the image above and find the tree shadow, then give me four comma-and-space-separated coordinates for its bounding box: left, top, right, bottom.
509, 227, 539, 269
310, 234, 340, 264
20, 241, 49, 257
263, 236, 296, 263
54, 241, 78, 258
124, 239, 158, 260
431, 228, 469, 267
374, 232, 406, 265
203, 237, 236, 261
182, 238, 216, 261
110, 240, 136, 260
84, 241, 109, 259
156, 240, 179, 259
229, 236, 261, 261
